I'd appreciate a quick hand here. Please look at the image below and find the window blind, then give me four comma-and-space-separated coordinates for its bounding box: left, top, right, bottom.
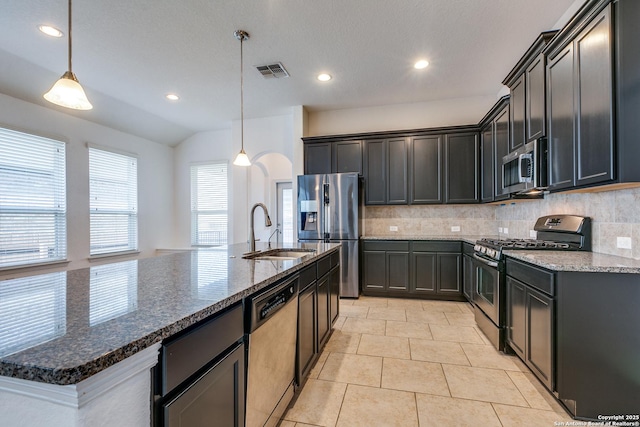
89, 148, 138, 255
191, 162, 228, 246
0, 127, 67, 268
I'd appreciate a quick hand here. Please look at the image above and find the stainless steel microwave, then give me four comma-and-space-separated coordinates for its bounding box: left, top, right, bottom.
502, 138, 548, 195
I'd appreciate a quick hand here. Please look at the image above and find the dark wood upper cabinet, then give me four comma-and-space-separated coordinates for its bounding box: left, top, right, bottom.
503, 31, 558, 150
387, 138, 409, 204
445, 133, 479, 204
510, 75, 526, 152
304, 142, 332, 175
526, 54, 547, 141
494, 104, 510, 200
303, 139, 362, 175
332, 140, 363, 175
480, 125, 494, 203
410, 135, 443, 204
364, 139, 386, 205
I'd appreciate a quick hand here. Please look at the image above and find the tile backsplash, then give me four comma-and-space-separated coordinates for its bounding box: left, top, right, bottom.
364, 186, 640, 260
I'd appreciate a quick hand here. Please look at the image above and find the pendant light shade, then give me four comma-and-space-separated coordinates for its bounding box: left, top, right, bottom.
44, 0, 93, 110
232, 30, 250, 167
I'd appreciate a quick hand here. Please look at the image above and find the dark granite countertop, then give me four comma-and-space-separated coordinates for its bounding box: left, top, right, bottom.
504, 250, 640, 273
361, 235, 489, 244
0, 242, 339, 385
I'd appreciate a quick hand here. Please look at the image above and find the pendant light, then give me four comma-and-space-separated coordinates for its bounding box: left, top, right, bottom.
44, 0, 93, 110
233, 30, 251, 166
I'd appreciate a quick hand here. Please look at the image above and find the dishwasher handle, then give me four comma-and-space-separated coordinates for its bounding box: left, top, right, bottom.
248, 275, 298, 333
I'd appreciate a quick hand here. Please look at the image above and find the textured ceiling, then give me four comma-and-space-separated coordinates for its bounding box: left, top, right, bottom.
0, 0, 577, 145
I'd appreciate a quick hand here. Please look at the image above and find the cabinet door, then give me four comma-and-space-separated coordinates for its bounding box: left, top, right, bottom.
526, 54, 546, 141
526, 287, 554, 390
547, 44, 576, 191
364, 140, 386, 205
510, 74, 526, 151
387, 138, 409, 204
304, 143, 332, 175
462, 254, 475, 301
445, 133, 479, 204
494, 105, 510, 199
506, 277, 526, 360
317, 275, 331, 349
363, 250, 386, 291
575, 8, 614, 187
437, 253, 461, 294
297, 284, 317, 384
412, 252, 437, 293
410, 135, 443, 204
329, 266, 340, 325
480, 126, 494, 203
387, 251, 410, 292
164, 343, 245, 427
333, 140, 363, 175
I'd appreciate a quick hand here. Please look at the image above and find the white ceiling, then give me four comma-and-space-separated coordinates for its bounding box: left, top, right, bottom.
0, 0, 577, 145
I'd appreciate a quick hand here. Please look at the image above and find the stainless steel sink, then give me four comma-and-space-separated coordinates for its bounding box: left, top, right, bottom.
242, 248, 316, 260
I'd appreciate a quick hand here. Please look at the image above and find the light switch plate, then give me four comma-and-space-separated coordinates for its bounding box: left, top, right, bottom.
451, 226, 461, 232
617, 236, 632, 249
389, 225, 398, 232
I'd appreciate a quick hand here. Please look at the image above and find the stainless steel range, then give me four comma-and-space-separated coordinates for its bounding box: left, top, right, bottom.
471, 215, 591, 350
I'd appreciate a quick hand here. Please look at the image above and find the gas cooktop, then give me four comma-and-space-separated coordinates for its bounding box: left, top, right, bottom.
474, 215, 592, 262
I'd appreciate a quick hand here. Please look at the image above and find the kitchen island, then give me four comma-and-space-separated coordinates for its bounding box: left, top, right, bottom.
0, 242, 339, 427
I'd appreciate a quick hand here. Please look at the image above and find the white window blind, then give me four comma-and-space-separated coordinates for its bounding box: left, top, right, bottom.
191, 162, 228, 246
89, 148, 138, 255
0, 127, 67, 268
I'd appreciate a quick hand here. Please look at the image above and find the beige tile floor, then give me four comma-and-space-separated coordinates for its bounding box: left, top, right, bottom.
282, 296, 574, 427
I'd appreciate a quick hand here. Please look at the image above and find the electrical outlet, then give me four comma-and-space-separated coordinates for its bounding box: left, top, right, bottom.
529, 230, 537, 238
503, 227, 509, 235
389, 225, 398, 232
451, 226, 461, 232
498, 227, 503, 233
617, 236, 632, 249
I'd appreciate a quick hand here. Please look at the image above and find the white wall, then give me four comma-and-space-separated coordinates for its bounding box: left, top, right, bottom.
306, 95, 496, 136
0, 93, 174, 273
173, 113, 297, 248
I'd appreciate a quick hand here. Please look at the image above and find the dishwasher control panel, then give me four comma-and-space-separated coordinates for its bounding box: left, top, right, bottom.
248, 276, 299, 332
260, 285, 295, 320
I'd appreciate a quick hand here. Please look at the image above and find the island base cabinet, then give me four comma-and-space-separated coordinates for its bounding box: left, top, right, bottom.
163, 343, 245, 427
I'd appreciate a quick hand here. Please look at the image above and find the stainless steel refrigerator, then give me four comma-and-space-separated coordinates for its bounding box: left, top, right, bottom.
297, 173, 362, 298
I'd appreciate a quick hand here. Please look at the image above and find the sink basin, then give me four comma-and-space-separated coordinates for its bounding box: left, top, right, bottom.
242, 248, 316, 260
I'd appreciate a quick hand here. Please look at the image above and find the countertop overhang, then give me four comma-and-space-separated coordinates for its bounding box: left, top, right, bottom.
0, 242, 340, 385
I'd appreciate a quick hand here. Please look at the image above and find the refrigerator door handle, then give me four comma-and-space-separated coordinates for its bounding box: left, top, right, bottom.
323, 183, 330, 241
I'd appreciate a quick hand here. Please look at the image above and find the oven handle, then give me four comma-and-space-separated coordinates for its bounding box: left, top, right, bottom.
473, 253, 499, 268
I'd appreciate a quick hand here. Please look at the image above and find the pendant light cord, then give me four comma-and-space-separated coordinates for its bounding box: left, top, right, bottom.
240, 33, 244, 151
68, 0, 73, 72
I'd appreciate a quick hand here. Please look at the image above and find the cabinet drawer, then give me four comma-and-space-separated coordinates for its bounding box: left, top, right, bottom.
412, 241, 461, 252
362, 240, 410, 252
162, 304, 243, 395
299, 264, 316, 290
317, 254, 331, 278
506, 258, 555, 296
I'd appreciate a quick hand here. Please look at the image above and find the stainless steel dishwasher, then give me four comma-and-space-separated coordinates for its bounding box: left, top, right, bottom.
245, 275, 298, 427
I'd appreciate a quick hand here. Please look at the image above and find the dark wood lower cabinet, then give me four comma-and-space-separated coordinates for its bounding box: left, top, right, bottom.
363, 240, 462, 299
317, 274, 331, 349
297, 282, 317, 384
329, 266, 340, 324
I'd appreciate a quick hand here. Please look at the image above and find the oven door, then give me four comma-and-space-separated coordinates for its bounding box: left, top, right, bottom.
471, 254, 502, 326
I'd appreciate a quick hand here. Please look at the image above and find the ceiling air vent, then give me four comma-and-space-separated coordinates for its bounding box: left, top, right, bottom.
255, 63, 290, 79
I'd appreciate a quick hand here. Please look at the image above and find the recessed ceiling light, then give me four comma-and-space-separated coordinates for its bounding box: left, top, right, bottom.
317, 73, 332, 82
165, 94, 179, 101
414, 60, 430, 70
38, 25, 63, 38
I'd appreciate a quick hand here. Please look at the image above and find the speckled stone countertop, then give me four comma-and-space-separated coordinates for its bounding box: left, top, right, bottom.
361, 235, 491, 245
0, 242, 339, 385
504, 250, 640, 273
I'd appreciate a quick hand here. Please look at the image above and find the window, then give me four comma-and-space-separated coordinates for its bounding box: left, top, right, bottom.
89, 147, 138, 255
191, 162, 228, 246
0, 127, 66, 268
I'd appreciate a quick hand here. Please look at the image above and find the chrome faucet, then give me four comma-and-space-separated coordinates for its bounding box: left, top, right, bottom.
268, 228, 280, 248
250, 203, 272, 252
